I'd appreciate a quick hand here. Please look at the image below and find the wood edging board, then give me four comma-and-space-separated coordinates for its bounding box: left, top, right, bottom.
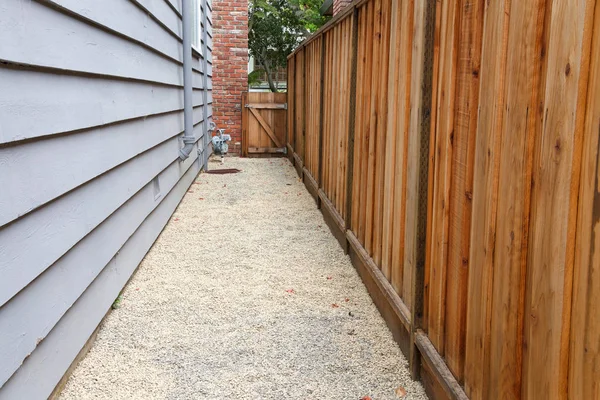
302, 167, 321, 208
346, 230, 412, 357
318, 189, 348, 252
286, 144, 295, 164
415, 330, 469, 400
293, 152, 304, 178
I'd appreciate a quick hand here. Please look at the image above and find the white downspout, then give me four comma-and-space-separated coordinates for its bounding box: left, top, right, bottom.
179, 0, 195, 161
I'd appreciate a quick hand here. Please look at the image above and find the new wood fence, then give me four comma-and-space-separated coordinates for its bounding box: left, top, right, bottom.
287, 0, 600, 399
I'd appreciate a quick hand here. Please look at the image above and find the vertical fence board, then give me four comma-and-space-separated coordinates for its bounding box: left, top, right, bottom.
400, 0, 419, 307
524, 0, 594, 397
294, 48, 305, 163
287, 56, 295, 156
462, 0, 510, 396
427, 0, 460, 355
352, 7, 368, 235
480, 0, 547, 398
358, 2, 375, 246
569, 5, 600, 398
443, 0, 484, 381
372, 0, 392, 266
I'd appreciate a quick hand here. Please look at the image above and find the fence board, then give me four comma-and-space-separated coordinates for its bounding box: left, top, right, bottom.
462, 0, 510, 396
294, 48, 305, 161
427, 0, 459, 356
568, 5, 600, 398
443, 0, 484, 381
287, 57, 295, 156
523, 0, 594, 397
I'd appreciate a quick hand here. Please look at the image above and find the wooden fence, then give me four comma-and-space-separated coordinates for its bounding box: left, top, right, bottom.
287, 0, 600, 399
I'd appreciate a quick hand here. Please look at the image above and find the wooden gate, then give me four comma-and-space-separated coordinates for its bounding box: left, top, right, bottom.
241, 92, 287, 156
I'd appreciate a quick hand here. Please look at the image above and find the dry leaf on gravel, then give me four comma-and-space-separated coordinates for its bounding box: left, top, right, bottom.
395, 386, 407, 398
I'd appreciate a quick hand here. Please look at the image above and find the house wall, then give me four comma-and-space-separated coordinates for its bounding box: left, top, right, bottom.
212, 0, 249, 154
0, 0, 213, 398
333, 0, 352, 15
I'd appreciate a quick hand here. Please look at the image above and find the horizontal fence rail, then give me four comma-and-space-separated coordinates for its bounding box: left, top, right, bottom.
287, 0, 600, 399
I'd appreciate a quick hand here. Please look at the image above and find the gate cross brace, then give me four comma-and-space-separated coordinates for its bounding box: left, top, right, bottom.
248, 108, 283, 148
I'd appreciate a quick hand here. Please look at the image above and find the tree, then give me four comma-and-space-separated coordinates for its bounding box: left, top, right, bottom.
249, 0, 328, 92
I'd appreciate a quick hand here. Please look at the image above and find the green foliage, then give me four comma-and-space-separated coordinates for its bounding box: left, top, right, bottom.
249, 0, 329, 92
112, 294, 123, 310
248, 70, 262, 87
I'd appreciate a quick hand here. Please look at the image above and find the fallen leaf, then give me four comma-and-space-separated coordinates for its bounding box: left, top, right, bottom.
174, 218, 180, 222
285, 289, 295, 294
360, 397, 372, 400
326, 276, 332, 280
345, 298, 350, 302
198, 197, 205, 200
223, 184, 227, 188
395, 386, 407, 398
331, 303, 339, 308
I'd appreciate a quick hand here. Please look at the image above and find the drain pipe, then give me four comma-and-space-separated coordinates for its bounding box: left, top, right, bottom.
179, 0, 195, 161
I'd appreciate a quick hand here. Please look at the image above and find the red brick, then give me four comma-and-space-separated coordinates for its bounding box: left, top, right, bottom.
212, 0, 248, 154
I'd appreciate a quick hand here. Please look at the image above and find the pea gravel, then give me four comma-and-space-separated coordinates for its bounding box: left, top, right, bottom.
59, 157, 428, 400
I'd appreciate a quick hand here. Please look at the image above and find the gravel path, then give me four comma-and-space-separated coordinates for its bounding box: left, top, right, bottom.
60, 157, 427, 400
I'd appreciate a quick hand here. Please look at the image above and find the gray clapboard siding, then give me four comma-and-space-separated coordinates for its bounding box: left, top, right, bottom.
49, 0, 184, 63
167, 0, 183, 16
0, 156, 201, 399
0, 126, 206, 308
1, 0, 183, 86
0, 0, 212, 396
0, 147, 199, 387
133, 0, 183, 39
0, 107, 204, 226
0, 68, 185, 144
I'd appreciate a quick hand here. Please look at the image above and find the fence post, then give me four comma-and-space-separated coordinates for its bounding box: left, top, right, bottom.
408, 0, 437, 381
241, 92, 248, 157
344, 6, 360, 239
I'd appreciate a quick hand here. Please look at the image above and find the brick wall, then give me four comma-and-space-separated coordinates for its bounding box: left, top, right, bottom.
333, 0, 352, 15
212, 0, 249, 154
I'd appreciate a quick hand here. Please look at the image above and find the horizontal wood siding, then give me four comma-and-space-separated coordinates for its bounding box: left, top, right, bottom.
0, 0, 213, 397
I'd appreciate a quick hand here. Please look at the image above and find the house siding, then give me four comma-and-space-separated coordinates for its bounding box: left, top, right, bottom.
0, 0, 213, 398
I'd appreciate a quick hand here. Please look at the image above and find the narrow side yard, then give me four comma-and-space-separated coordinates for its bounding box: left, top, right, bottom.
60, 158, 426, 400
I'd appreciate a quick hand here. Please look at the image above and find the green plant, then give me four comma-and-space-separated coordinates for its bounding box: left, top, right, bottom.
112, 294, 123, 310
248, 70, 263, 87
